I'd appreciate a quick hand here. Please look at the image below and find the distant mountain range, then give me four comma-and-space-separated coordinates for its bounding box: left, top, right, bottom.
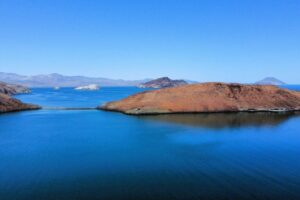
0, 72, 287, 87
255, 77, 286, 85
0, 72, 151, 87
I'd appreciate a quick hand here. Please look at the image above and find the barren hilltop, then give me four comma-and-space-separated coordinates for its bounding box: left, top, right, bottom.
100, 82, 300, 115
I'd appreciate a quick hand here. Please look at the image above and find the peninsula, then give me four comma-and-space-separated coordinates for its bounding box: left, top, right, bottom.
0, 83, 40, 113
0, 82, 31, 95
100, 82, 300, 115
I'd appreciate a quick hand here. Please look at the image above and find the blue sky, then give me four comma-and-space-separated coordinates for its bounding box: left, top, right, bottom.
0, 0, 299, 83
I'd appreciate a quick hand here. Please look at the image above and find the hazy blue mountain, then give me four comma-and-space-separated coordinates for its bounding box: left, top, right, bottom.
255, 77, 286, 85
0, 72, 151, 87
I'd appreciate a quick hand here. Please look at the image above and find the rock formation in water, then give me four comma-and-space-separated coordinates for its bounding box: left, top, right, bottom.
0, 93, 40, 113
75, 84, 100, 91
0, 83, 39, 113
255, 77, 286, 85
100, 82, 300, 115
0, 82, 31, 95
138, 77, 188, 88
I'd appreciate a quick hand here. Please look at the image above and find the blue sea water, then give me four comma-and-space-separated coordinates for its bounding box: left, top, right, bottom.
1, 86, 300, 200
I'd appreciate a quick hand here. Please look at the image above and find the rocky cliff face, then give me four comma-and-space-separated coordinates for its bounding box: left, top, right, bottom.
0, 93, 40, 113
0, 82, 31, 95
138, 77, 188, 88
100, 83, 300, 115
0, 83, 39, 113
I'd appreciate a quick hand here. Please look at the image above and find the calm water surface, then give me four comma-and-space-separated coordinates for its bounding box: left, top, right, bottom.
1, 86, 300, 200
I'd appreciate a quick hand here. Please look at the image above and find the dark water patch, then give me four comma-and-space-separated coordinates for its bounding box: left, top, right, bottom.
2, 171, 300, 200
139, 112, 300, 129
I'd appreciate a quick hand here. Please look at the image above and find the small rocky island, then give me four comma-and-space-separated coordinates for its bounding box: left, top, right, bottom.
100, 82, 300, 115
75, 84, 100, 91
0, 82, 40, 113
138, 77, 188, 88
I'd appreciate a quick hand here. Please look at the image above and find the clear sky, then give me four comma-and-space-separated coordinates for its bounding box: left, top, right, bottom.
0, 0, 299, 83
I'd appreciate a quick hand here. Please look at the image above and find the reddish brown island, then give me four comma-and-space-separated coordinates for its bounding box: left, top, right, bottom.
0, 83, 40, 113
99, 82, 300, 115
0, 93, 40, 113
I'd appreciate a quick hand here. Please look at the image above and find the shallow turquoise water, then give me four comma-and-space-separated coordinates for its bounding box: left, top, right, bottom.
1, 86, 300, 200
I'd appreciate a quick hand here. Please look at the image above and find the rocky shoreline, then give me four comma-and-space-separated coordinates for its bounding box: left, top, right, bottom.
100, 83, 300, 115
0, 93, 40, 113
0, 82, 40, 113
0, 82, 31, 95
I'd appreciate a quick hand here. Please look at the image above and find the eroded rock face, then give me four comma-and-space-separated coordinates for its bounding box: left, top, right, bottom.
0, 83, 39, 113
138, 77, 188, 88
0, 82, 31, 95
100, 83, 300, 115
0, 93, 40, 113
